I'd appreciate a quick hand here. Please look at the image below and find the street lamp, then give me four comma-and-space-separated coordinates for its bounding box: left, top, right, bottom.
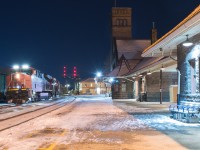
65, 84, 70, 93
95, 72, 102, 94
96, 72, 102, 77
109, 77, 114, 83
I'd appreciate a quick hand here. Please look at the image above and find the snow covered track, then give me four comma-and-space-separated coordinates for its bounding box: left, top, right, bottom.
0, 97, 76, 132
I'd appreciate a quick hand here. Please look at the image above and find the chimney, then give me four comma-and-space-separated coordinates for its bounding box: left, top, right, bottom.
151, 22, 157, 44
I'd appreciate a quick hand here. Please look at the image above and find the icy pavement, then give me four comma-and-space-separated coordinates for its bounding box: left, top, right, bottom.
0, 95, 197, 150
134, 114, 200, 131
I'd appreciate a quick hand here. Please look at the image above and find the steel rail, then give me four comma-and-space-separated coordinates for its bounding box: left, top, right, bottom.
0, 97, 76, 132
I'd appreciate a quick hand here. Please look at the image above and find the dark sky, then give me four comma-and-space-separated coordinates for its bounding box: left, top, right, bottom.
0, 0, 199, 82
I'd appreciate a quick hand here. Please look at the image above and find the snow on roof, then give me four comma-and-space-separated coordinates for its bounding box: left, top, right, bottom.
124, 57, 173, 76
142, 5, 200, 57
106, 65, 130, 77
116, 39, 151, 59
106, 66, 120, 77
107, 39, 152, 77
129, 57, 165, 74
127, 59, 141, 70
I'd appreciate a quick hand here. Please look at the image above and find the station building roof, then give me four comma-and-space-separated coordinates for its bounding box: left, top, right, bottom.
142, 5, 200, 57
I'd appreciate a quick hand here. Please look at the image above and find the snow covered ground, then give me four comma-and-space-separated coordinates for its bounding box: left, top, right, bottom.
0, 95, 199, 150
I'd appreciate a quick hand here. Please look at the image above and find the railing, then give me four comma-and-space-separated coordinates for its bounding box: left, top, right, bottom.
169, 104, 200, 123
169, 104, 200, 113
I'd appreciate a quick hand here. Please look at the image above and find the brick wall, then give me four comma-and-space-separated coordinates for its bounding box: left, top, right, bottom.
146, 72, 178, 102
112, 78, 133, 99
177, 33, 200, 105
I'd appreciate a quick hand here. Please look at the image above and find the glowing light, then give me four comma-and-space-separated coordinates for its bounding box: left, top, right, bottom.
22, 64, 29, 69
96, 72, 102, 77
15, 73, 20, 79
161, 64, 165, 70
183, 35, 193, 47
183, 42, 193, 47
147, 71, 152, 75
13, 65, 19, 70
97, 87, 100, 94
109, 77, 114, 83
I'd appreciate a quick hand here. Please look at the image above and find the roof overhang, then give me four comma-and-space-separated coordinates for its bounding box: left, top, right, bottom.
126, 57, 177, 77
142, 5, 200, 57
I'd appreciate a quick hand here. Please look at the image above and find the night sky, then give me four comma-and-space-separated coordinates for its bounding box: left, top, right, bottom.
0, 0, 199, 82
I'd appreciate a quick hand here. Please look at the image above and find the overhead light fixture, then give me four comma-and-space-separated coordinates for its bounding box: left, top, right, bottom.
147, 70, 152, 75
139, 74, 143, 77
161, 64, 165, 70
183, 35, 193, 47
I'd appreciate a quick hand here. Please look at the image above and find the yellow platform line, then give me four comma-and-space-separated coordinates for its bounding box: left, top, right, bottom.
38, 142, 56, 150
60, 129, 67, 136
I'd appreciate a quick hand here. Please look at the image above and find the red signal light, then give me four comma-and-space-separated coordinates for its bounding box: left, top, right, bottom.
63, 66, 67, 78
73, 66, 77, 78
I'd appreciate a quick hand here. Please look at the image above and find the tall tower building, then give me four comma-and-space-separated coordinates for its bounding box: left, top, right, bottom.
112, 7, 132, 39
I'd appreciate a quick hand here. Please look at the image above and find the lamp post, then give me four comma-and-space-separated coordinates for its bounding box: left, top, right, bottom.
67, 84, 70, 93
160, 64, 165, 104
95, 72, 102, 94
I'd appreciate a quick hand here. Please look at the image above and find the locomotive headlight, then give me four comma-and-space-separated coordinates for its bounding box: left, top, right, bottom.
13, 65, 20, 70
15, 73, 20, 79
22, 64, 30, 69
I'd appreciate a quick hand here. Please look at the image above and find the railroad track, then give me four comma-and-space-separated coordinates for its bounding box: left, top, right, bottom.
0, 104, 18, 109
0, 97, 76, 132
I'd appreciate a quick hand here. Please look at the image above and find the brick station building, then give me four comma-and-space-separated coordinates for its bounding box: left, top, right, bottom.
142, 5, 200, 105
108, 7, 178, 102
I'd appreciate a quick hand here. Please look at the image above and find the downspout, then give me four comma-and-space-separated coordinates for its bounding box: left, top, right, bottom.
177, 69, 181, 105
160, 69, 163, 104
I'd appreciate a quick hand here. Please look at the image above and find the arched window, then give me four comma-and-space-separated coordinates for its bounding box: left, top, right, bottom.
116, 19, 128, 26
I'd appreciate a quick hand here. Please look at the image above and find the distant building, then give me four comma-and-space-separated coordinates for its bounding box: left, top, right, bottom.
79, 78, 95, 95
79, 78, 111, 95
